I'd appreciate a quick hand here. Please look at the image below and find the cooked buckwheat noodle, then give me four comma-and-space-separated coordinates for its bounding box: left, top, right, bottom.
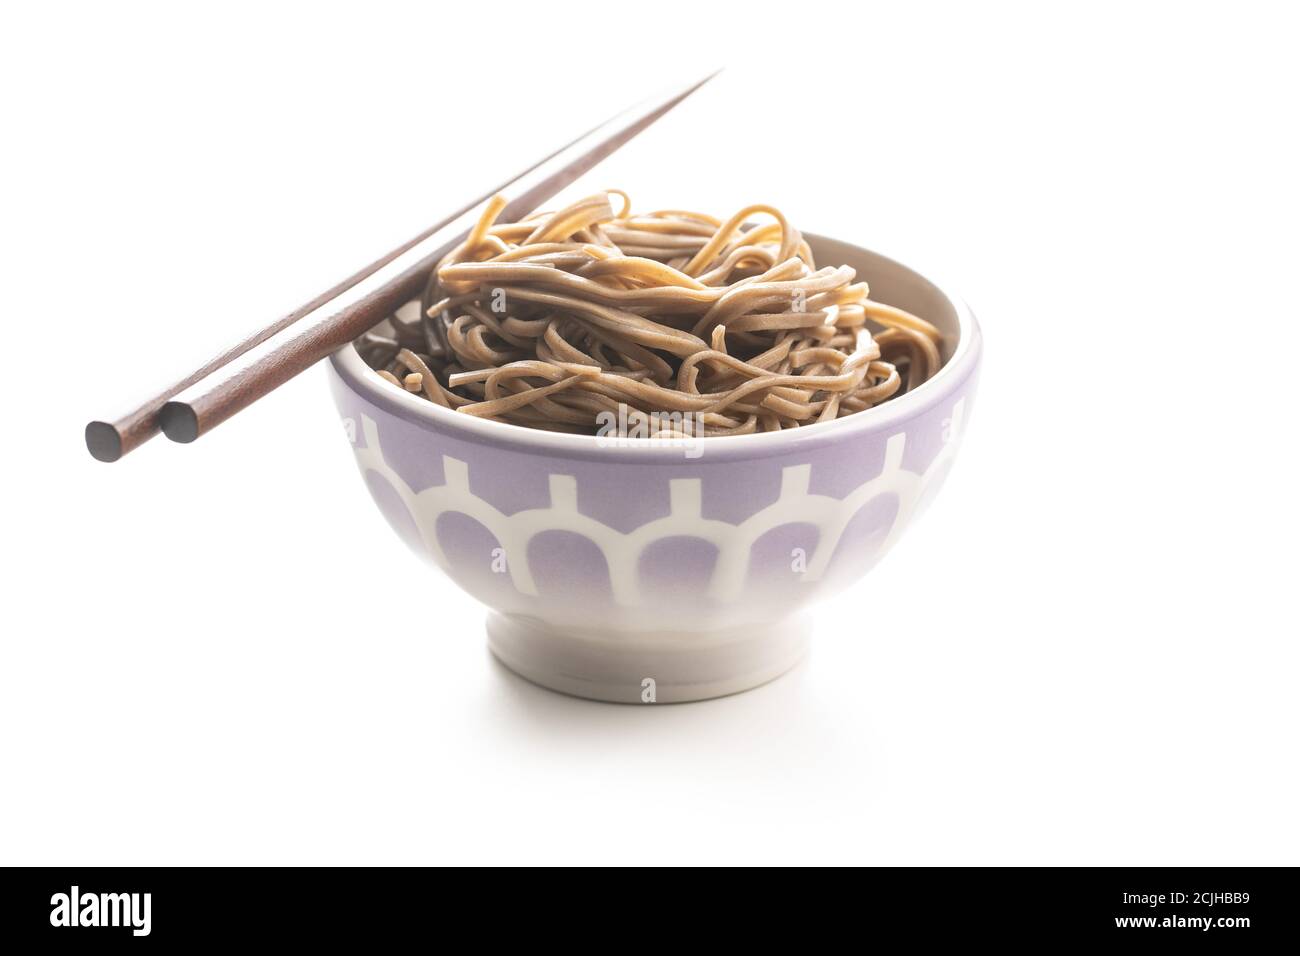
355, 191, 943, 437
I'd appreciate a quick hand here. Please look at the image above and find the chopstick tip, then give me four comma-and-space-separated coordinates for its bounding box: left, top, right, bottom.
85, 421, 123, 463
159, 402, 200, 444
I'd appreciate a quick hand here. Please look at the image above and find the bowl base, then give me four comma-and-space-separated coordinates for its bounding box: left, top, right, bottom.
486, 613, 810, 704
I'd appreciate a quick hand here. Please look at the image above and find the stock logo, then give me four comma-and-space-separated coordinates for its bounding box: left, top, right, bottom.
49, 885, 151, 937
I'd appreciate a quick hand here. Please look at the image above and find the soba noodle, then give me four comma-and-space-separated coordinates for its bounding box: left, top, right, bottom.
356, 192, 943, 437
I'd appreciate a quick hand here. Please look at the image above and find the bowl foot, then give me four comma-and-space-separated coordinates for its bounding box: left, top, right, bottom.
485, 613, 810, 704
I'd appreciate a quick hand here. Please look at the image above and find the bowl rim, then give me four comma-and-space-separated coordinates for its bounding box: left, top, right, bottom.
329, 233, 981, 457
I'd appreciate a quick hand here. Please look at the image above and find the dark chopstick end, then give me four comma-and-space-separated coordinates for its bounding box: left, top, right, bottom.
85, 421, 123, 463
159, 402, 200, 443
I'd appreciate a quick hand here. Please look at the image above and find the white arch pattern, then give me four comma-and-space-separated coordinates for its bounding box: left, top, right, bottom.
347, 400, 964, 606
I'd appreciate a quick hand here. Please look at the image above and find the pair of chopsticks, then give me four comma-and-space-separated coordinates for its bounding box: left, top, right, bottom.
85, 73, 717, 462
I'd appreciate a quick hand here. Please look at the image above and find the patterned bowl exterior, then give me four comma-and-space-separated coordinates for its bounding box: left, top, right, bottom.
328, 237, 981, 636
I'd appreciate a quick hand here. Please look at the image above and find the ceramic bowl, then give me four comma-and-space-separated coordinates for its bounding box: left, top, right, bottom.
328, 233, 982, 702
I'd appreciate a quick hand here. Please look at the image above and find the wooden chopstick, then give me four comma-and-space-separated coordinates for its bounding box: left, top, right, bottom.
84, 192, 499, 462
85, 72, 717, 460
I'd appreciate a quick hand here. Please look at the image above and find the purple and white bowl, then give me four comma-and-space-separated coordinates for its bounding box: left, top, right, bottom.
328, 234, 982, 702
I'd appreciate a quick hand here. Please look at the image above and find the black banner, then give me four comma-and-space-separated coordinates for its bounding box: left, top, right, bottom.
1, 867, 1293, 945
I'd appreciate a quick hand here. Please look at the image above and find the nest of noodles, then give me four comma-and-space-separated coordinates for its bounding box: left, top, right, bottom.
356, 191, 943, 437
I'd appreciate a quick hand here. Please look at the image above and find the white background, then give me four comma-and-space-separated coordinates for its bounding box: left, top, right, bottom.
2, 1, 1297, 865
